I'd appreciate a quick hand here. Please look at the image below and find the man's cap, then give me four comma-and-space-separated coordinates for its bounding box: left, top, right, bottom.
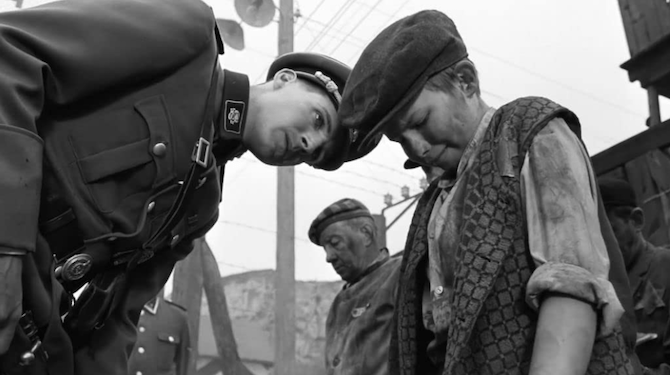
598, 178, 638, 209
308, 198, 372, 246
339, 10, 468, 150
267, 52, 380, 171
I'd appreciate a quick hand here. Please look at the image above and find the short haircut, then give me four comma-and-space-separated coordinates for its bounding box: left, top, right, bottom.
424, 57, 480, 95
343, 216, 377, 240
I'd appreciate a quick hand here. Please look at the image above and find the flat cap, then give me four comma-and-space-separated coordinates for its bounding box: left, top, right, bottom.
598, 178, 638, 209
308, 198, 372, 245
267, 52, 380, 171
339, 10, 468, 149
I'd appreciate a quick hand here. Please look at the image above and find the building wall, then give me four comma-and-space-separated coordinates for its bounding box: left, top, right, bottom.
200, 270, 344, 371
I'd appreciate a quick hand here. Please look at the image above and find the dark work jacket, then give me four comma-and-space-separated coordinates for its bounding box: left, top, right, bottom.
629, 244, 670, 369
0, 0, 237, 374
326, 251, 401, 375
128, 298, 190, 375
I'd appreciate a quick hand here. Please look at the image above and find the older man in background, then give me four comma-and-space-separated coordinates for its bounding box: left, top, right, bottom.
309, 198, 401, 375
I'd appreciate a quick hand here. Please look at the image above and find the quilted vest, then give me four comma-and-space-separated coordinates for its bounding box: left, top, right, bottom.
390, 97, 637, 375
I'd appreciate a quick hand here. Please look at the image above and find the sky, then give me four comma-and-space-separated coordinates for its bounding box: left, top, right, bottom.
2, 0, 670, 290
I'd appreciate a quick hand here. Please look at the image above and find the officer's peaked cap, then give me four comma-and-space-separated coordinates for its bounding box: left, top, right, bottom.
267, 52, 380, 171
339, 10, 468, 150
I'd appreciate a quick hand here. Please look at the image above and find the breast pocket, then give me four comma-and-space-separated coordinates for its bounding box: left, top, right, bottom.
155, 332, 181, 366
70, 95, 176, 213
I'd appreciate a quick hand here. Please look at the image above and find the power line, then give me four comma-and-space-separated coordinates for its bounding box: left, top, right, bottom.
468, 46, 646, 117
327, 0, 384, 56
297, 169, 388, 195
218, 219, 313, 244
306, 0, 356, 51
294, 0, 328, 36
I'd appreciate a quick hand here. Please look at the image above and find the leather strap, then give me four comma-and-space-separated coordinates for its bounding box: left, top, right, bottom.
132, 61, 222, 266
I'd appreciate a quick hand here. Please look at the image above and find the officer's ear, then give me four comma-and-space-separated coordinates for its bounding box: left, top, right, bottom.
273, 68, 298, 89
630, 207, 645, 231
452, 59, 480, 98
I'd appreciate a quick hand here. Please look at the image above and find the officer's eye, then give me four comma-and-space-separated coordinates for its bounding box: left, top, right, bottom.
314, 111, 325, 130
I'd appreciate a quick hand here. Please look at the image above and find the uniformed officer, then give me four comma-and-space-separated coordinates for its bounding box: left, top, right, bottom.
600, 178, 670, 374
128, 293, 190, 375
309, 198, 401, 375
0, 0, 378, 374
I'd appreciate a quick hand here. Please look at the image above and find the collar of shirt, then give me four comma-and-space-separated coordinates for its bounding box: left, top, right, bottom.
436, 107, 497, 190
345, 248, 390, 288
143, 297, 160, 315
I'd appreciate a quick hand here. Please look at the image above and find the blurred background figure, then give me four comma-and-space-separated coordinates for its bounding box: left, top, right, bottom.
600, 178, 670, 374
128, 291, 191, 375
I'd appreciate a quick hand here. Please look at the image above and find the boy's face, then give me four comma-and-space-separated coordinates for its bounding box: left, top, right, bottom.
244, 74, 339, 168
382, 86, 477, 177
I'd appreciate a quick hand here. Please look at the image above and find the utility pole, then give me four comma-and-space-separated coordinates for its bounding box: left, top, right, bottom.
275, 0, 296, 374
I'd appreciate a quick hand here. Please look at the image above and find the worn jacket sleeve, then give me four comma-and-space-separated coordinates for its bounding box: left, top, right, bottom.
521, 118, 624, 336
0, 0, 216, 253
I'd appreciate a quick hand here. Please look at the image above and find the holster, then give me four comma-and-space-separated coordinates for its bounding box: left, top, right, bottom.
63, 270, 123, 350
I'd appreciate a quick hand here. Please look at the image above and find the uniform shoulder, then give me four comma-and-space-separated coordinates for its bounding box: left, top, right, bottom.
165, 299, 188, 313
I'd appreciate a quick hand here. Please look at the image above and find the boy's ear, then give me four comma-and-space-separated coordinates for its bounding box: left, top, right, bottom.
273, 68, 298, 89
452, 60, 479, 98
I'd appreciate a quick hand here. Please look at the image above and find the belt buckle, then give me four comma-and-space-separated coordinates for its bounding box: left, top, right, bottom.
192, 137, 211, 168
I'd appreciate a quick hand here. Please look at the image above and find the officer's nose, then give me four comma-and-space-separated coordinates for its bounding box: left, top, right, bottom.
300, 132, 327, 157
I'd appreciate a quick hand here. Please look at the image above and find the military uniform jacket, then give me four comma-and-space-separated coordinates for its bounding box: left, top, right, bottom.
128, 299, 190, 375
325, 251, 401, 375
0, 0, 232, 374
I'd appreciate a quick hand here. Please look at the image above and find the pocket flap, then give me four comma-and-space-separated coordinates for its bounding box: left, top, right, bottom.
158, 332, 181, 344
79, 139, 151, 183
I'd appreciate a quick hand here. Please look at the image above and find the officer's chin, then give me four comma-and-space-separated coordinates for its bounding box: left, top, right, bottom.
250, 148, 302, 167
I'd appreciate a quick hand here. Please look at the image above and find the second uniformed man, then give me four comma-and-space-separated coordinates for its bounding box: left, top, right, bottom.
0, 0, 378, 374
128, 293, 190, 375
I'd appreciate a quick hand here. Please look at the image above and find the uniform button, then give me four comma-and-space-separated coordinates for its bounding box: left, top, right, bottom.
168, 336, 175, 343
333, 356, 340, 366
139, 326, 145, 333
152, 143, 167, 157
434, 286, 444, 296
136, 372, 142, 375
147, 201, 156, 213
138, 347, 145, 354
171, 235, 180, 246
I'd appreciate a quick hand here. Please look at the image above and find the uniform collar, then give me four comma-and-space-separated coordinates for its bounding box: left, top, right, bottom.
217, 69, 250, 141
143, 297, 160, 315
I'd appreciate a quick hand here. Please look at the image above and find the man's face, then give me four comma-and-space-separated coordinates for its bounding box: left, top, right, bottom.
606, 207, 638, 266
384, 87, 477, 176
319, 221, 370, 282
244, 75, 338, 167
